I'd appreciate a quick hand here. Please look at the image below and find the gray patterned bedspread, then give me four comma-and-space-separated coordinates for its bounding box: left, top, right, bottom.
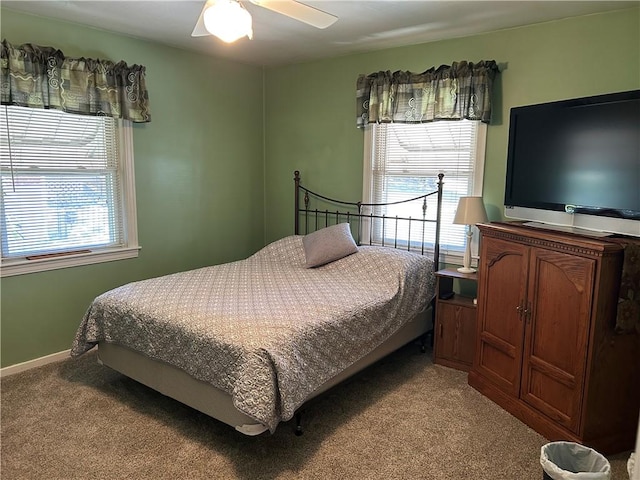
71, 236, 435, 432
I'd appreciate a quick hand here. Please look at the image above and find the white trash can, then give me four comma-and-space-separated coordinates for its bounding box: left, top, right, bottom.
540, 441, 611, 480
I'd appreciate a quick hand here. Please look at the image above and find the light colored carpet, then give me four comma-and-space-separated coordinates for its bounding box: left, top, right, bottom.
1, 344, 631, 479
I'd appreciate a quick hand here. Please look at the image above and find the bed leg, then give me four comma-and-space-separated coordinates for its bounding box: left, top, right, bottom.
294, 411, 303, 436
420, 332, 430, 353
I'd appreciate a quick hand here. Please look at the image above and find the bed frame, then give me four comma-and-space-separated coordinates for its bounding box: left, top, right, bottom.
97, 171, 445, 436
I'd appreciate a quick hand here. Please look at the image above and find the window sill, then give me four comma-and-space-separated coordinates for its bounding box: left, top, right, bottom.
1, 246, 141, 277
360, 242, 476, 268
442, 251, 479, 269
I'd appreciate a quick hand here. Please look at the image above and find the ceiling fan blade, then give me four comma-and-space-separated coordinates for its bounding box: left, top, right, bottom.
250, 0, 338, 29
192, 0, 216, 37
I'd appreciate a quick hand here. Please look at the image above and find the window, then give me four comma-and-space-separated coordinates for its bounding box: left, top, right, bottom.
1, 106, 139, 277
363, 120, 486, 263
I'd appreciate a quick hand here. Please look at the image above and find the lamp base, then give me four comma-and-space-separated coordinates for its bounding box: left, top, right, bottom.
457, 267, 476, 274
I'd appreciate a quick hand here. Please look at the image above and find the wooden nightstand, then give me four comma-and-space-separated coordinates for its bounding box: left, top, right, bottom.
433, 268, 477, 371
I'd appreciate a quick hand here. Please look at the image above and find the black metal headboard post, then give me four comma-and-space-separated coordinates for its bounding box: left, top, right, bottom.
294, 170, 444, 267
434, 173, 444, 269
294, 171, 301, 235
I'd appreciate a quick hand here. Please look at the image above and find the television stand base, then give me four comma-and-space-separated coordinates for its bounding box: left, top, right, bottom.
522, 221, 612, 238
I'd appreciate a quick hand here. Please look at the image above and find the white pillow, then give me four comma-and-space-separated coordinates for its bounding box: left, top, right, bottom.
302, 223, 358, 268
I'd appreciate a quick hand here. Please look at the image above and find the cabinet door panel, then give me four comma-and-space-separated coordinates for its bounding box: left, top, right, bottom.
474, 238, 528, 395
526, 368, 575, 425
435, 303, 476, 367
520, 248, 594, 433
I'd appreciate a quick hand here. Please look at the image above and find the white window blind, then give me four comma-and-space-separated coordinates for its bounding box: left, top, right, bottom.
364, 120, 486, 259
1, 106, 138, 275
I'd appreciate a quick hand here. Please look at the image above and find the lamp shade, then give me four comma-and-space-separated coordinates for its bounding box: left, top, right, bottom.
453, 196, 488, 225
204, 0, 253, 43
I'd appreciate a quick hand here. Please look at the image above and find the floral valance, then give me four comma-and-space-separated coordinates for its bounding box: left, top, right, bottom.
356, 60, 499, 127
1, 40, 151, 123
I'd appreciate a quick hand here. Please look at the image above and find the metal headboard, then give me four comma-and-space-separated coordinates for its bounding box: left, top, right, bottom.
294, 171, 444, 267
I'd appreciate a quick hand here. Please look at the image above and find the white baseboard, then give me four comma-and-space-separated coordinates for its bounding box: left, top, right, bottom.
0, 349, 71, 378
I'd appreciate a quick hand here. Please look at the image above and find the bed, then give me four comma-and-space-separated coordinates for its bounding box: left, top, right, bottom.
71, 171, 445, 436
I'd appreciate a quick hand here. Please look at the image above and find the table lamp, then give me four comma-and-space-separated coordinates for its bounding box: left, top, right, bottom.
453, 196, 488, 273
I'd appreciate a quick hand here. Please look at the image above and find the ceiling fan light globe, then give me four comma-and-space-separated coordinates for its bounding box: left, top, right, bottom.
203, 0, 253, 43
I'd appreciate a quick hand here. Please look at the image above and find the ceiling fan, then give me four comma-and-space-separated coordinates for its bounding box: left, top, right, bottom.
192, 0, 338, 43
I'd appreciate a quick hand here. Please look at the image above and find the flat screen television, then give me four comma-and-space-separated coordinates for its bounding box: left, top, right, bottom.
504, 90, 640, 237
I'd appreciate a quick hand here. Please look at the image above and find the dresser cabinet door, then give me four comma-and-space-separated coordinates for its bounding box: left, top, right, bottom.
519, 247, 594, 433
474, 237, 529, 396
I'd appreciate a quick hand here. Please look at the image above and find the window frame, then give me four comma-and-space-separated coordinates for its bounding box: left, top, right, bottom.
362, 121, 487, 266
1, 110, 139, 277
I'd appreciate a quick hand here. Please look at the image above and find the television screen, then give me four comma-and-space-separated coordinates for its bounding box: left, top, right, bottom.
504, 90, 640, 233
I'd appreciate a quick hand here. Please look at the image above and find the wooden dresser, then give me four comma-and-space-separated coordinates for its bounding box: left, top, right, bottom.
468, 222, 639, 455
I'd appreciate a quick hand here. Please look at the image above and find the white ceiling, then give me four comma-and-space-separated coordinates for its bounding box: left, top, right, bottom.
3, 1, 637, 67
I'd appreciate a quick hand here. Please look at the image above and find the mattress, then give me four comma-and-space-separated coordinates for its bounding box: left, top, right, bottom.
72, 235, 436, 432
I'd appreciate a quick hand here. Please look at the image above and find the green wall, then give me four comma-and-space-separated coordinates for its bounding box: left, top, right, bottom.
1, 7, 639, 368
263, 7, 640, 242
0, 9, 265, 367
